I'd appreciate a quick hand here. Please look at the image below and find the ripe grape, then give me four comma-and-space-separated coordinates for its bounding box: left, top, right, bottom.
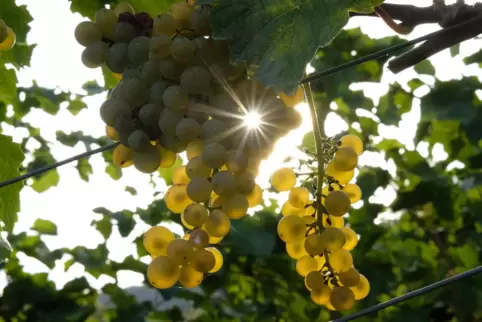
339, 268, 360, 287
105, 125, 119, 140
296, 255, 318, 277
202, 142, 227, 169
340, 134, 363, 156
107, 43, 131, 73
153, 14, 177, 36
172, 166, 190, 185
128, 36, 150, 65
138, 103, 162, 129
341, 227, 358, 251
186, 139, 204, 160
94, 9, 117, 38
113, 114, 136, 137
113, 22, 138, 43
186, 156, 211, 178
147, 256, 179, 289
305, 271, 324, 291
133, 146, 161, 173
180, 66, 211, 94
222, 193, 249, 219
192, 7, 211, 35
205, 209, 230, 237
277, 215, 306, 243
329, 249, 353, 272
179, 265, 203, 288
187, 177, 213, 202
113, 144, 134, 168
330, 287, 355, 311
99, 98, 131, 126
117, 76, 149, 107
211, 171, 236, 196
326, 161, 354, 185
159, 146, 177, 168
288, 187, 310, 208
159, 57, 185, 81
149, 80, 170, 105
163, 85, 188, 111
304, 234, 324, 256
159, 108, 183, 135
0, 26, 15, 51
281, 201, 304, 217
333, 147, 358, 171
182, 203, 208, 228
246, 184, 262, 208
271, 168, 296, 192
325, 191, 351, 217
200, 119, 227, 144
82, 41, 109, 68
191, 248, 215, 273
74, 21, 102, 46
115, 3, 135, 16
139, 60, 161, 85
143, 226, 174, 257
0, 20, 7, 43
311, 284, 332, 305
286, 240, 308, 260
169, 2, 193, 21
128, 130, 151, 151
170, 36, 195, 64
319, 227, 345, 251
280, 86, 304, 108
150, 34, 172, 60
350, 274, 370, 300
176, 118, 200, 143
189, 228, 209, 248
226, 150, 248, 173
235, 171, 255, 194
164, 184, 192, 213
206, 247, 223, 273
322, 214, 345, 229
342, 183, 362, 204
167, 239, 193, 265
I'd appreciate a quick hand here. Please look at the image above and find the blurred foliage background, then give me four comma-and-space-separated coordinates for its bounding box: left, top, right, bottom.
0, 0, 481, 321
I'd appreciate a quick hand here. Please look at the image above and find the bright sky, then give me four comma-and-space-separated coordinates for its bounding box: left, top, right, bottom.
1, 0, 481, 294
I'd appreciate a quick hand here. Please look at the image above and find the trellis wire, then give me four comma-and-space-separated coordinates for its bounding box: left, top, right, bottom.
331, 266, 482, 322
0, 142, 119, 189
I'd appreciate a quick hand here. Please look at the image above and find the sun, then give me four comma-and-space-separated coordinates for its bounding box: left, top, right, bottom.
243, 111, 262, 130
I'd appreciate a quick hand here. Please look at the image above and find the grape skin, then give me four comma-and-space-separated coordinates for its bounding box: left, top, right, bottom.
176, 118, 200, 143
128, 36, 150, 65
75, 21, 102, 47
82, 41, 109, 68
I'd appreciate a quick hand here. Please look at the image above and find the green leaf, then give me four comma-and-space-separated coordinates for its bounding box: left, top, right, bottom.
0, 0, 33, 43
125, 186, 137, 196
210, 0, 382, 93
82, 80, 105, 95
0, 65, 18, 105
450, 244, 479, 269
77, 158, 93, 182
32, 219, 58, 235
414, 60, 435, 76
450, 44, 460, 57
91, 215, 112, 240
67, 99, 87, 116
228, 214, 276, 256
30, 169, 60, 193
0, 235, 13, 262
0, 134, 25, 230
158, 157, 182, 185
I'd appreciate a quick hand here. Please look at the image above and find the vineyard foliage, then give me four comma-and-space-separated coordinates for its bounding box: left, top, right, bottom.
0, 0, 481, 321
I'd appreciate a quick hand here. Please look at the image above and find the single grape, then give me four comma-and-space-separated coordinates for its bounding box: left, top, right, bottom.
311, 284, 332, 305
206, 247, 223, 273
296, 255, 318, 277
271, 168, 297, 192
325, 191, 351, 217
319, 227, 346, 251
163, 85, 188, 111
277, 215, 306, 243
342, 183, 362, 204
149, 80, 170, 105
113, 113, 136, 136
179, 265, 203, 288
186, 139, 204, 160
305, 271, 324, 291
187, 177, 213, 202
333, 147, 358, 171
159, 146, 177, 168
113, 144, 134, 168
167, 239, 193, 265
235, 171, 255, 195
159, 106, 183, 135
322, 214, 345, 229
0, 20, 8, 43
133, 146, 161, 173
226, 150, 248, 173
176, 118, 200, 143
94, 8, 117, 38
105, 125, 119, 141
159, 57, 185, 81
191, 248, 215, 273
339, 267, 360, 287
330, 287, 355, 311
117, 76, 149, 108
200, 119, 228, 145
340, 134, 363, 156
0, 25, 15, 51
205, 209, 230, 238
153, 14, 177, 36
211, 171, 236, 197
326, 161, 354, 185
81, 41, 109, 68
143, 226, 174, 257
165, 184, 192, 213
122, 65, 139, 79
113, 22, 138, 43
186, 156, 211, 179
99, 98, 131, 126
202, 142, 227, 169
147, 256, 179, 289
169, 2, 193, 20
150, 34, 172, 60
304, 234, 325, 256
170, 36, 195, 64
329, 249, 353, 273
139, 103, 162, 129
173, 166, 190, 185
341, 227, 358, 251
180, 66, 211, 94
246, 184, 262, 208
74, 21, 102, 47
350, 274, 370, 300
128, 130, 151, 151
182, 203, 208, 228
139, 60, 160, 85
222, 193, 248, 219
281, 201, 304, 217
192, 6, 211, 35
288, 187, 310, 208
107, 43, 130, 73
189, 228, 209, 248
115, 3, 135, 16
159, 134, 188, 153
286, 239, 308, 260
128, 36, 150, 65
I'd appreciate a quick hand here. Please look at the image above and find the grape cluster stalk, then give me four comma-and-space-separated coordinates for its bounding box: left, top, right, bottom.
0, 19, 16, 51
74, 1, 303, 290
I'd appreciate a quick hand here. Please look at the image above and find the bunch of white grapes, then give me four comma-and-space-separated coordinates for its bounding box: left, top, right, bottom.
271, 134, 370, 311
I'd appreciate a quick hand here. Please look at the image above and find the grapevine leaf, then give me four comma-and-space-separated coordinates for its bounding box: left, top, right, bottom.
414, 60, 435, 76
32, 219, 58, 236
0, 134, 25, 231
0, 235, 13, 262
210, 0, 382, 93
300, 131, 316, 154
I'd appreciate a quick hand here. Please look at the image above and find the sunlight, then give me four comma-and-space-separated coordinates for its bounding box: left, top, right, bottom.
243, 110, 262, 129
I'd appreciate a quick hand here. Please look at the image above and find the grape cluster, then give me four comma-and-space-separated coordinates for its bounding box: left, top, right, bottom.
0, 19, 16, 51
75, 1, 304, 289
271, 134, 370, 311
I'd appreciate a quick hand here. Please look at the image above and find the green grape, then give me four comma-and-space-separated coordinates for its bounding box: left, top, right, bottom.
81, 41, 109, 68
186, 139, 204, 160
122, 65, 139, 78
333, 147, 358, 171
329, 249, 353, 273
311, 284, 332, 305
150, 35, 172, 60
187, 177, 212, 202
94, 8, 117, 38
191, 248, 215, 273
277, 215, 306, 243
226, 150, 248, 173
271, 168, 296, 192
138, 60, 160, 86
296, 255, 318, 277
202, 142, 227, 169
340, 134, 363, 156
206, 247, 223, 273
205, 209, 230, 238
169, 2, 193, 21
189, 228, 209, 248
200, 119, 227, 144
163, 85, 188, 111
235, 171, 255, 195
139, 103, 161, 129
159, 57, 185, 81
288, 187, 310, 208
99, 98, 131, 126
0, 20, 8, 43
330, 287, 355, 311
159, 108, 183, 136
149, 80, 170, 105
153, 14, 177, 36
128, 36, 150, 65
341, 227, 358, 251
176, 118, 200, 143
211, 171, 236, 197
304, 234, 325, 256
222, 193, 248, 219
350, 274, 370, 300
147, 256, 179, 289
117, 77, 149, 108
339, 268, 360, 287
180, 66, 211, 95
192, 7, 211, 35
187, 157, 212, 179
319, 227, 346, 251
133, 146, 161, 173
113, 22, 138, 43
170, 36, 195, 64
179, 264, 203, 288
158, 135, 187, 153
167, 239, 193, 265
305, 271, 324, 291
115, 3, 135, 16
128, 130, 151, 151
107, 43, 130, 73
186, 101, 209, 124
325, 191, 351, 217
182, 203, 208, 228
74, 21, 102, 47
143, 226, 175, 257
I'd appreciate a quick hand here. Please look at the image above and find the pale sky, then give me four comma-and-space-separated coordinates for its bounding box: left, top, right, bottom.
1, 0, 481, 293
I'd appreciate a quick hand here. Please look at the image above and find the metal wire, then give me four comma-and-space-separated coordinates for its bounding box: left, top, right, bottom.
331, 266, 482, 322
0, 142, 119, 189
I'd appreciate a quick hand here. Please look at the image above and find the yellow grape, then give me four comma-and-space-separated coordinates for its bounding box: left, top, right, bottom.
325, 191, 351, 217
296, 255, 318, 277
329, 249, 353, 272
114, 3, 135, 16
143, 226, 175, 257
277, 215, 306, 243
333, 147, 358, 171
281, 200, 304, 217
186, 139, 204, 160
271, 168, 296, 192
179, 264, 203, 288
286, 239, 308, 260
330, 286, 355, 311
325, 301, 336, 311
182, 203, 208, 228
204, 209, 230, 237
315, 255, 326, 270
343, 183, 362, 204
279, 86, 304, 108
339, 267, 360, 287
288, 187, 310, 208
159, 146, 177, 168
206, 247, 223, 273
222, 193, 249, 219
186, 156, 212, 179
340, 134, 363, 156
191, 248, 215, 273
246, 184, 263, 208
167, 239, 194, 265
165, 184, 193, 213
303, 215, 316, 225
305, 271, 324, 291
172, 166, 190, 185
0, 27, 15, 51
113, 144, 134, 168
304, 205, 315, 216
147, 256, 180, 289
319, 227, 345, 251
341, 227, 358, 251
235, 170, 255, 194
326, 161, 354, 185
105, 125, 119, 140
322, 214, 345, 228
208, 234, 223, 244
321, 184, 341, 197
304, 234, 325, 256
189, 228, 209, 248
350, 274, 370, 300
311, 284, 332, 305
187, 177, 213, 202
181, 215, 194, 230
0, 20, 9, 44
